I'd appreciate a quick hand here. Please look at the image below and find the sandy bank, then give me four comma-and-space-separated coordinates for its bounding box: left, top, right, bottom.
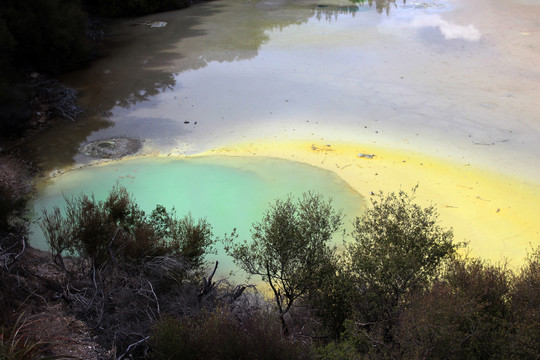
204, 140, 540, 266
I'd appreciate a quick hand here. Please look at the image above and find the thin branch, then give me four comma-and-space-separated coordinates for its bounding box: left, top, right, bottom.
117, 336, 149, 360
13, 236, 26, 261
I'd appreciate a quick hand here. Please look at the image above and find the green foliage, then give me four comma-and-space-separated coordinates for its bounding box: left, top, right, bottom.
315, 319, 372, 359
39, 185, 220, 354
40, 184, 214, 269
347, 187, 457, 323
225, 192, 343, 334
314, 255, 535, 360
30, 187, 540, 358
149, 205, 214, 268
150, 308, 311, 360
305, 258, 355, 339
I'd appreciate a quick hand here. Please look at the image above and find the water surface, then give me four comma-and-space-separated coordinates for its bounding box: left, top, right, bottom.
24, 0, 540, 184
31, 156, 364, 278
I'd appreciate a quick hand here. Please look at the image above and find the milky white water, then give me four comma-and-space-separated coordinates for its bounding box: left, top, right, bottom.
27, 0, 540, 265
23, 0, 538, 180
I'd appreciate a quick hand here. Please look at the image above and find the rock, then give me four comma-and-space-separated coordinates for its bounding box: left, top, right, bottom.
140, 21, 167, 28
82, 137, 142, 159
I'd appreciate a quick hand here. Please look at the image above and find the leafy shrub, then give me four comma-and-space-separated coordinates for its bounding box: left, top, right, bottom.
305, 258, 355, 339
391, 256, 512, 360
347, 188, 457, 333
225, 192, 343, 335
41, 184, 214, 269
39, 185, 219, 354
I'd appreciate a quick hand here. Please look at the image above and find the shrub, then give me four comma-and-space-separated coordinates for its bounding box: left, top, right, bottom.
509, 247, 540, 359
347, 187, 457, 327
41, 184, 215, 269
393, 256, 512, 360
150, 307, 312, 360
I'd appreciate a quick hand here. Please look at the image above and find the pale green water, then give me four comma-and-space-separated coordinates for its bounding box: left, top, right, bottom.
30, 156, 364, 279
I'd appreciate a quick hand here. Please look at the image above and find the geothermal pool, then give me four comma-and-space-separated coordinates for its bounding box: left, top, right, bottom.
30, 156, 364, 277
27, 0, 540, 266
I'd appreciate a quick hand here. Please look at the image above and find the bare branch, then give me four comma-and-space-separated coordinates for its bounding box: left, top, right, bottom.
117, 336, 149, 360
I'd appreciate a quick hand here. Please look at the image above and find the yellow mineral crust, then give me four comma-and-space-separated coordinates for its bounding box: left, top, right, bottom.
206, 140, 540, 266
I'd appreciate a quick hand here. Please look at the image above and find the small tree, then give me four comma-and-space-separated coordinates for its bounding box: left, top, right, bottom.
225, 192, 343, 335
347, 187, 458, 344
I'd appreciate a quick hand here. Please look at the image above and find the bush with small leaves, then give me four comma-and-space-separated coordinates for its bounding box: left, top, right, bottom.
225, 192, 343, 336
346, 187, 458, 351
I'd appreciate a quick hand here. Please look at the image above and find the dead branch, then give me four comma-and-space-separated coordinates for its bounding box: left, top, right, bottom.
32, 78, 83, 122
108, 228, 121, 267
0, 233, 26, 271
146, 279, 160, 316
198, 261, 219, 300
117, 336, 149, 360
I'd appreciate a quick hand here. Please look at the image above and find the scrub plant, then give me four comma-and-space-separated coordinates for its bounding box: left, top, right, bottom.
0, 312, 70, 360
347, 186, 458, 351
225, 192, 343, 336
150, 307, 312, 360
39, 184, 220, 356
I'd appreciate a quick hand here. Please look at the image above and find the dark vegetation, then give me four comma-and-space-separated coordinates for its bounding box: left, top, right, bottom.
0, 0, 196, 138
84, 0, 191, 17
3, 179, 538, 359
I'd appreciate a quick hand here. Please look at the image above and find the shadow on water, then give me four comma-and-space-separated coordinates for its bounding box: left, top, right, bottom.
26, 0, 407, 171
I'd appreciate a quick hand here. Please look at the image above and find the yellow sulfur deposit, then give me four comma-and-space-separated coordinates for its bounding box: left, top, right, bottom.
207, 140, 540, 266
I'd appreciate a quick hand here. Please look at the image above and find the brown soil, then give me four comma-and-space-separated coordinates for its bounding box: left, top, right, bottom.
2, 247, 111, 359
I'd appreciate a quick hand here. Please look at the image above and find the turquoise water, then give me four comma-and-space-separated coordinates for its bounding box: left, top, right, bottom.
30, 156, 364, 280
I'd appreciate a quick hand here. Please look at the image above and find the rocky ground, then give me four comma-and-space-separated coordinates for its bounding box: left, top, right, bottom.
82, 137, 142, 159
10, 248, 111, 359
0, 156, 111, 359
